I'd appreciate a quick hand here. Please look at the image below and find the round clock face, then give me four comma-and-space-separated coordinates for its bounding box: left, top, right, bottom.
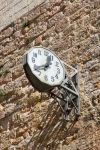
24, 47, 65, 86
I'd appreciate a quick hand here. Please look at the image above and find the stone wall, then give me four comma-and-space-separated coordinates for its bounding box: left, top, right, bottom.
0, 0, 100, 149
0, 0, 45, 31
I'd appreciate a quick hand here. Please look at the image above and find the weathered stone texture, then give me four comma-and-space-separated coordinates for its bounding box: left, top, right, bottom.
0, 0, 45, 31
0, 0, 100, 149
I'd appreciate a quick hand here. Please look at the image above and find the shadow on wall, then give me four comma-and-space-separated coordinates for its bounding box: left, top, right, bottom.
26, 101, 78, 150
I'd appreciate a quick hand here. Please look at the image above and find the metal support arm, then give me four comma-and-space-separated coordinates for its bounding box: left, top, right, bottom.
49, 63, 80, 121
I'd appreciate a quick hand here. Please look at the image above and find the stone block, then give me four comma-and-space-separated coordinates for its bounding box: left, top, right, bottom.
14, 0, 28, 14
0, 0, 45, 31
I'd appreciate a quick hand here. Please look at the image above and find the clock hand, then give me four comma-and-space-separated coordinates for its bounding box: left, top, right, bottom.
45, 56, 52, 68
34, 63, 52, 71
47, 55, 51, 64
34, 56, 52, 71
47, 55, 51, 63
34, 64, 45, 70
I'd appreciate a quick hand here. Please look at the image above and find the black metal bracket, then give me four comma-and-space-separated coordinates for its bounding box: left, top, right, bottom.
48, 62, 80, 121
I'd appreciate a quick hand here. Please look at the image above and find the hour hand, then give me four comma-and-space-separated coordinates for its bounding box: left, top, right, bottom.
34, 64, 38, 70
34, 56, 52, 71
34, 64, 45, 70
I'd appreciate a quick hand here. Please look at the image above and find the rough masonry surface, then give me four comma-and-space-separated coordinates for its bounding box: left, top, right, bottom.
0, 0, 100, 149
0, 0, 45, 31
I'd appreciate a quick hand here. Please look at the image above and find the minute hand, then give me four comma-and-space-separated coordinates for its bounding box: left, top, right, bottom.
45, 56, 52, 67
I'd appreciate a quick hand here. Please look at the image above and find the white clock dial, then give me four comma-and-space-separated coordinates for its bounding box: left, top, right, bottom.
26, 47, 65, 86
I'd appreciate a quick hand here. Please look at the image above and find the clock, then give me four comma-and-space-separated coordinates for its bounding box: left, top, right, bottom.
23, 47, 65, 92
23, 47, 80, 120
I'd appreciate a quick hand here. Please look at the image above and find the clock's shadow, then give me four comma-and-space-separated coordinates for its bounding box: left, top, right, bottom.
26, 100, 78, 150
